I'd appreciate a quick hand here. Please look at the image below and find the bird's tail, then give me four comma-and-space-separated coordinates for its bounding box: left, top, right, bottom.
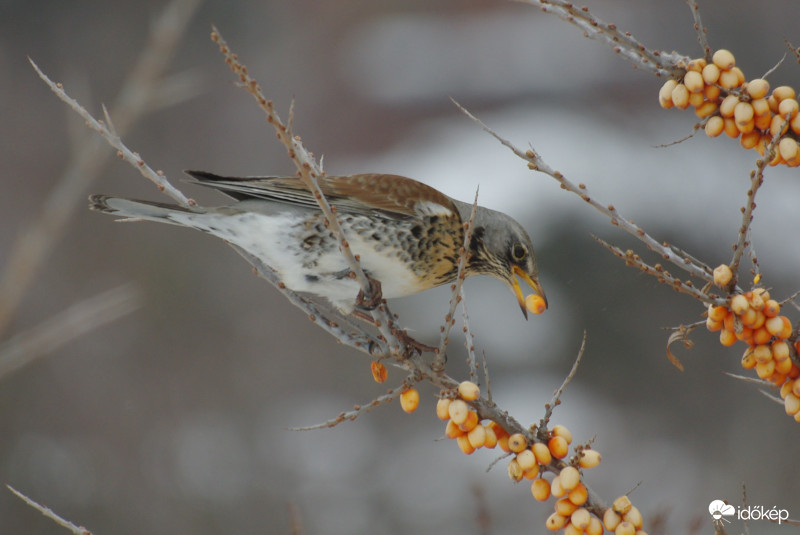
88, 194, 202, 225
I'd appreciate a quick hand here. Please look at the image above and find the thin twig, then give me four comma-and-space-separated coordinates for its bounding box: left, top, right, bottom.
459, 287, 479, 383
685, 0, 711, 60
541, 331, 587, 425
8, 485, 92, 535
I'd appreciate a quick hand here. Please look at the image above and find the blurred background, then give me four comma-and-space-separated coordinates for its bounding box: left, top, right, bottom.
2, 0, 799, 533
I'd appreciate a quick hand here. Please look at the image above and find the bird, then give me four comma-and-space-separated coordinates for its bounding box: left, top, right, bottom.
89, 171, 546, 317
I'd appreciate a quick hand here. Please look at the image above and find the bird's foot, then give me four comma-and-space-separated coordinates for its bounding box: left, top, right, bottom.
355, 276, 383, 311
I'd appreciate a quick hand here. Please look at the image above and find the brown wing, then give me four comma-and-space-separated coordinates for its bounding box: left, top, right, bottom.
184, 171, 459, 220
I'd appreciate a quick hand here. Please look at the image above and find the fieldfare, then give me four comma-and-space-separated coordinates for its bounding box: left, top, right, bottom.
89, 172, 547, 317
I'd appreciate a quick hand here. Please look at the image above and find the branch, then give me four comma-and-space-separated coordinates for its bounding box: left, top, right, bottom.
8, 485, 91, 535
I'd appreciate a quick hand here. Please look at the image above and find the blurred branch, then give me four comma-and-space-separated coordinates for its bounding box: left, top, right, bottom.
0, 0, 200, 337
0, 284, 143, 380
7, 485, 92, 535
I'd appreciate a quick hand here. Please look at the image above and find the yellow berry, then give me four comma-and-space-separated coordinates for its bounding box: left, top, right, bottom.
483, 424, 498, 448
752, 344, 773, 364
686, 57, 707, 72
784, 393, 800, 415
559, 466, 581, 491
719, 69, 742, 89
370, 361, 388, 383
568, 483, 589, 506
436, 397, 451, 420
571, 508, 592, 530
587, 516, 604, 535
779, 137, 799, 164
730, 294, 750, 315
766, 316, 785, 337
525, 294, 547, 315
550, 475, 566, 498
445, 419, 464, 439
467, 424, 487, 449
712, 264, 733, 287
658, 79, 678, 108
773, 340, 790, 361
624, 506, 644, 529
400, 388, 420, 413
751, 97, 771, 116
615, 521, 637, 535
688, 92, 705, 108
578, 448, 602, 469
552, 424, 573, 444
448, 399, 469, 424
741, 348, 757, 370
457, 380, 480, 401
705, 116, 724, 137
457, 434, 475, 454
548, 436, 569, 459
772, 85, 797, 102
723, 117, 740, 138
701, 63, 720, 85
778, 98, 799, 118
719, 95, 739, 117
747, 78, 770, 99
683, 71, 704, 93
770, 114, 790, 137
712, 49, 736, 70
613, 495, 633, 515
508, 433, 528, 453
555, 497, 579, 516
719, 329, 737, 347
457, 409, 479, 432
756, 359, 775, 379
507, 458, 523, 481
532, 441, 553, 465
604, 509, 622, 531
704, 83, 721, 101
546, 513, 568, 531
531, 478, 551, 501
734, 101, 755, 128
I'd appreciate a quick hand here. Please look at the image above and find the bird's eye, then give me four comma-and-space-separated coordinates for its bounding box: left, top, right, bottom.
512, 243, 527, 261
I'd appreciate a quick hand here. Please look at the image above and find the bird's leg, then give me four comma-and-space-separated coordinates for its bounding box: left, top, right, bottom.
349, 304, 438, 355
354, 274, 383, 311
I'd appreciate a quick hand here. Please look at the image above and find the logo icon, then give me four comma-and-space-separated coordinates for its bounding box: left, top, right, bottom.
709, 500, 736, 523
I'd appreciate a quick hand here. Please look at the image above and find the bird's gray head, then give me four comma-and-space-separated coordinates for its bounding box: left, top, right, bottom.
460, 204, 547, 319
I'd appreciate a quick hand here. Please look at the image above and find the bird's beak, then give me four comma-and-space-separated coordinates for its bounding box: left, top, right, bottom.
511, 265, 548, 320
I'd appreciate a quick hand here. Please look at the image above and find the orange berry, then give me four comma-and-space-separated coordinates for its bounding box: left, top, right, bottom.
578, 448, 602, 469
730, 294, 750, 315
723, 117, 740, 138
445, 419, 464, 439
719, 69, 742, 89
778, 98, 799, 118
552, 424, 573, 444
671, 83, 690, 109
525, 294, 547, 315
751, 97, 771, 116
784, 393, 800, 415
483, 424, 498, 449
765, 316, 785, 337
749, 290, 767, 310
705, 116, 724, 137
752, 344, 773, 364
467, 424, 487, 449
734, 101, 755, 128
457, 380, 480, 401
548, 436, 569, 459
719, 94, 740, 117
686, 57, 707, 72
704, 83, 721, 101
448, 399, 469, 424
747, 78, 771, 99
752, 326, 772, 346
400, 388, 420, 413
658, 79, 678, 108
531, 478, 551, 502
773, 85, 797, 102
507, 458, 523, 481
706, 317, 723, 332
695, 101, 719, 118
708, 305, 730, 322
571, 508, 592, 530
457, 434, 475, 454
756, 359, 776, 379
613, 495, 633, 515
550, 475, 566, 498
793, 379, 800, 397
488, 420, 509, 439
615, 521, 637, 535
779, 316, 793, 339
772, 340, 790, 361
559, 466, 581, 491
587, 516, 604, 535
508, 433, 528, 453
568, 483, 589, 506
546, 513, 568, 531
702, 63, 721, 85
604, 509, 622, 531
370, 361, 388, 383
516, 449, 537, 471
719, 330, 737, 347
457, 409, 479, 432
683, 71, 704, 93
497, 434, 510, 452
712, 49, 736, 70
770, 114, 790, 137
435, 398, 451, 420
741, 348, 757, 370
775, 357, 793, 375
555, 497, 578, 516
712, 264, 733, 287
532, 441, 553, 465
624, 506, 644, 529
781, 379, 795, 399
763, 299, 780, 318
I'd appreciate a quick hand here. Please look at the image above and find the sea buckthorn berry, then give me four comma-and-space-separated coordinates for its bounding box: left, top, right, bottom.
775, 357, 793, 375
559, 466, 581, 491
712, 49, 736, 70
658, 79, 678, 108
719, 95, 739, 117
793, 379, 800, 397
784, 393, 800, 415
448, 399, 469, 424
568, 483, 589, 506
564, 522, 583, 535
671, 83, 690, 109
763, 299, 780, 318
615, 521, 637, 535
483, 424, 498, 448
550, 475, 566, 498
695, 101, 718, 118
747, 78, 770, 100
587, 516, 604, 535
436, 398, 451, 420
754, 112, 772, 131
712, 265, 733, 287
531, 478, 551, 501
730, 294, 749, 315
467, 424, 487, 449
740, 307, 758, 327
723, 117, 740, 138
770, 114, 790, 137
548, 436, 569, 459
546, 513, 568, 531
702, 63, 720, 85
752, 326, 771, 346
686, 57, 707, 72
457, 434, 476, 454
516, 449, 537, 471
624, 506, 644, 529
370, 361, 388, 383
734, 101, 754, 128
526, 294, 547, 315
458, 409, 479, 432
508, 458, 524, 481
532, 442, 553, 465
578, 448, 602, 469
400, 388, 419, 413
741, 348, 757, 369
752, 344, 772, 364
704, 83, 721, 101
781, 380, 795, 399
765, 316, 785, 336
773, 85, 797, 102
555, 497, 578, 516
683, 71, 704, 93
552, 424, 573, 444
792, 113, 800, 135
508, 433, 529, 453
706, 317, 723, 331
779, 316, 792, 339
604, 509, 622, 531
705, 116, 724, 138
613, 495, 633, 515
749, 290, 766, 310
719, 330, 737, 347
457, 380, 480, 401
751, 98, 770, 116
755, 360, 775, 379
779, 137, 799, 164
571, 508, 592, 530
445, 419, 464, 439
719, 69, 742, 89
708, 305, 729, 322
689, 92, 705, 109
779, 98, 800, 118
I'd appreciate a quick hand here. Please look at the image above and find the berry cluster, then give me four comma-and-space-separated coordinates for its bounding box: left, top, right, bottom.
659, 49, 800, 166
707, 265, 800, 420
